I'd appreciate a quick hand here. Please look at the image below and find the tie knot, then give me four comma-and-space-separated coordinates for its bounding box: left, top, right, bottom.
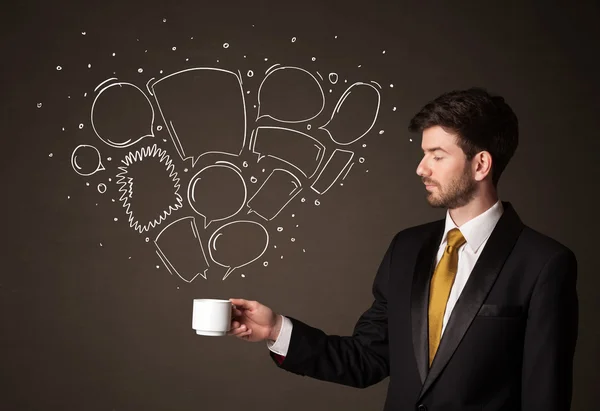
446, 228, 466, 249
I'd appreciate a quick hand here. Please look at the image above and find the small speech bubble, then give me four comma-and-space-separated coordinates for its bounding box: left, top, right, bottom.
208, 220, 269, 280
257, 66, 325, 123
319, 82, 381, 145
71, 144, 105, 176
247, 168, 302, 220
187, 162, 247, 228
91, 80, 155, 148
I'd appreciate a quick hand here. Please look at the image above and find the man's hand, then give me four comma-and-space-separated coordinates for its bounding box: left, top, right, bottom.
228, 298, 282, 342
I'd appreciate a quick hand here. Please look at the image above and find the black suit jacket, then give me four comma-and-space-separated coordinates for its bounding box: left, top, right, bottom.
271, 202, 578, 411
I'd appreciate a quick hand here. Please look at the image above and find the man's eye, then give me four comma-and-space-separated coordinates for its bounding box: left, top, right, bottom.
433, 157, 442, 161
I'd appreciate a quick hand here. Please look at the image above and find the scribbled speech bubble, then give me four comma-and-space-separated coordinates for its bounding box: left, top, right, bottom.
187, 162, 247, 228
71, 144, 105, 176
151, 68, 247, 167
91, 80, 155, 148
247, 168, 302, 221
319, 82, 381, 145
257, 66, 325, 123
208, 220, 269, 280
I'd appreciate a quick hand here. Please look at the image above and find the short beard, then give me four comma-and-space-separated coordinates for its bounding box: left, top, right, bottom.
426, 166, 477, 209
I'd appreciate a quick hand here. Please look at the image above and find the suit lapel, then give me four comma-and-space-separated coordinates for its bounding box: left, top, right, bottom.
412, 202, 524, 400
411, 220, 444, 384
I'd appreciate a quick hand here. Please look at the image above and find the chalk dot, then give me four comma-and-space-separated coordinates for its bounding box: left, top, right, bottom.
98, 183, 107, 193
82, 31, 86, 35
379, 130, 384, 134
157, 125, 163, 131
68, 95, 71, 99
315, 199, 320, 206
107, 157, 112, 161
359, 157, 365, 163
108, 178, 111, 182
334, 35, 338, 39
311, 57, 316, 61
281, 255, 284, 259
67, 195, 70, 199
253, 105, 256, 108
163, 139, 167, 142
307, 124, 312, 130
87, 63, 91, 69
246, 90, 250, 94
409, 138, 413, 142
112, 53, 115, 56
172, 46, 176, 51
362, 144, 367, 147
264, 57, 268, 61
382, 50, 386, 54
185, 58, 189, 61
301, 198, 306, 202
163, 18, 166, 22
329, 73, 338, 84
111, 199, 115, 202
223, 43, 229, 48
129, 257, 131, 259
100, 243, 103, 247
138, 68, 143, 73
274, 245, 277, 248
184, 168, 189, 172
393, 106, 397, 111
291, 238, 296, 242
191, 36, 194, 39
243, 55, 247, 58
366, 170, 369, 172
250, 176, 257, 183
242, 161, 248, 167
84, 92, 87, 97
329, 89, 332, 93
156, 265, 159, 269
390, 84, 394, 88
247, 70, 254, 77
114, 217, 118, 222
62, 127, 65, 131
85, 182, 90, 186
159, 70, 163, 74
292, 214, 295, 217
56, 66, 62, 70
303, 249, 306, 252
145, 237, 150, 242
277, 227, 283, 232
241, 274, 245, 278
358, 64, 362, 68
48, 153, 53, 157
262, 168, 265, 172
291, 37, 297, 42
296, 224, 299, 227
177, 286, 180, 289
79, 123, 84, 129
263, 261, 269, 267
37, 103, 42, 108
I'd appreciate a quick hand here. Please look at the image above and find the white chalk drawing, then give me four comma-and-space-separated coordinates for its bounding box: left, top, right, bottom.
256, 66, 325, 123
208, 220, 269, 280
310, 149, 355, 194
247, 168, 302, 221
150, 68, 247, 167
319, 82, 381, 145
91, 80, 155, 148
116, 144, 183, 233
342, 162, 355, 180
328, 73, 338, 84
251, 126, 325, 179
71, 144, 105, 176
154, 216, 209, 282
187, 162, 247, 228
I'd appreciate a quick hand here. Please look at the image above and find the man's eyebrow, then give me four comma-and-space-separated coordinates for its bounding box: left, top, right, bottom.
422, 147, 449, 154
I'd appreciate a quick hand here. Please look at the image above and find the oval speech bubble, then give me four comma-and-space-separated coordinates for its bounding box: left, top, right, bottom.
319, 82, 381, 145
91, 80, 155, 148
256, 66, 325, 123
71, 144, 105, 176
208, 220, 269, 280
187, 162, 247, 228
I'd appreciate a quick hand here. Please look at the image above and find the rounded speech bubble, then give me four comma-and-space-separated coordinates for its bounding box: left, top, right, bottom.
319, 82, 381, 145
71, 144, 105, 176
91, 80, 155, 148
208, 220, 269, 280
187, 162, 247, 229
256, 66, 325, 123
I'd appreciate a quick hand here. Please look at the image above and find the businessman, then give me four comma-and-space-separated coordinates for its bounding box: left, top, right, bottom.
228, 87, 579, 411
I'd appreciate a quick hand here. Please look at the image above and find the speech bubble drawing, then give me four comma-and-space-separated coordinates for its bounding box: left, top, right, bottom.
319, 82, 381, 145
91, 80, 155, 148
154, 216, 209, 282
310, 149, 354, 194
256, 66, 325, 123
208, 220, 269, 280
71, 144, 105, 176
247, 168, 302, 221
187, 162, 247, 228
151, 68, 247, 167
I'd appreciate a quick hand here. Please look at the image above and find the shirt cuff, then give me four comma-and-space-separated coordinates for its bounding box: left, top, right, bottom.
266, 315, 293, 356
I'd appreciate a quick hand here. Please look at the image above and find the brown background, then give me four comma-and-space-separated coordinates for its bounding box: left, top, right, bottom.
2, 0, 598, 410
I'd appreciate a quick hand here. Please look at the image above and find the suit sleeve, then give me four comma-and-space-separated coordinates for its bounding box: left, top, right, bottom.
521, 248, 579, 410
268, 233, 398, 388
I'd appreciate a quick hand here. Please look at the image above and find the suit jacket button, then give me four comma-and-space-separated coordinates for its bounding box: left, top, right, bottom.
417, 405, 427, 411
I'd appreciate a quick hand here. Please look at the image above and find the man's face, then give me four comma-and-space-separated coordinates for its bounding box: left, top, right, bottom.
416, 125, 477, 209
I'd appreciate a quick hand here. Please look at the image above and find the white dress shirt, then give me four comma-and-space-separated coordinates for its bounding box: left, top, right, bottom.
268, 200, 504, 357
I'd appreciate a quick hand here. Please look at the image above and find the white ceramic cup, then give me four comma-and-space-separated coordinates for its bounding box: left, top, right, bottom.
192, 299, 232, 336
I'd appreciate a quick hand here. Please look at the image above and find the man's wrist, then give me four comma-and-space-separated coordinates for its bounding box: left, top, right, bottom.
268, 314, 283, 342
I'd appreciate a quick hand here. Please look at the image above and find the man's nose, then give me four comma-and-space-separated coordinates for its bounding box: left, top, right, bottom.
416, 159, 429, 177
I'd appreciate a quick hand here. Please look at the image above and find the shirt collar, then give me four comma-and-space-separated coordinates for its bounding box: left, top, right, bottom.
441, 200, 504, 253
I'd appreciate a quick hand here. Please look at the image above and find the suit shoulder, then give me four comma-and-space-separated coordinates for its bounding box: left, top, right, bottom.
519, 225, 576, 260
393, 219, 444, 242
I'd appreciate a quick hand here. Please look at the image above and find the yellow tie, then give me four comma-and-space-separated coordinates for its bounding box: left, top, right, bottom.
428, 228, 466, 367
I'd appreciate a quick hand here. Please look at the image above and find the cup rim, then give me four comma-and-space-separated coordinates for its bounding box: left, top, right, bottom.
193, 298, 231, 303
